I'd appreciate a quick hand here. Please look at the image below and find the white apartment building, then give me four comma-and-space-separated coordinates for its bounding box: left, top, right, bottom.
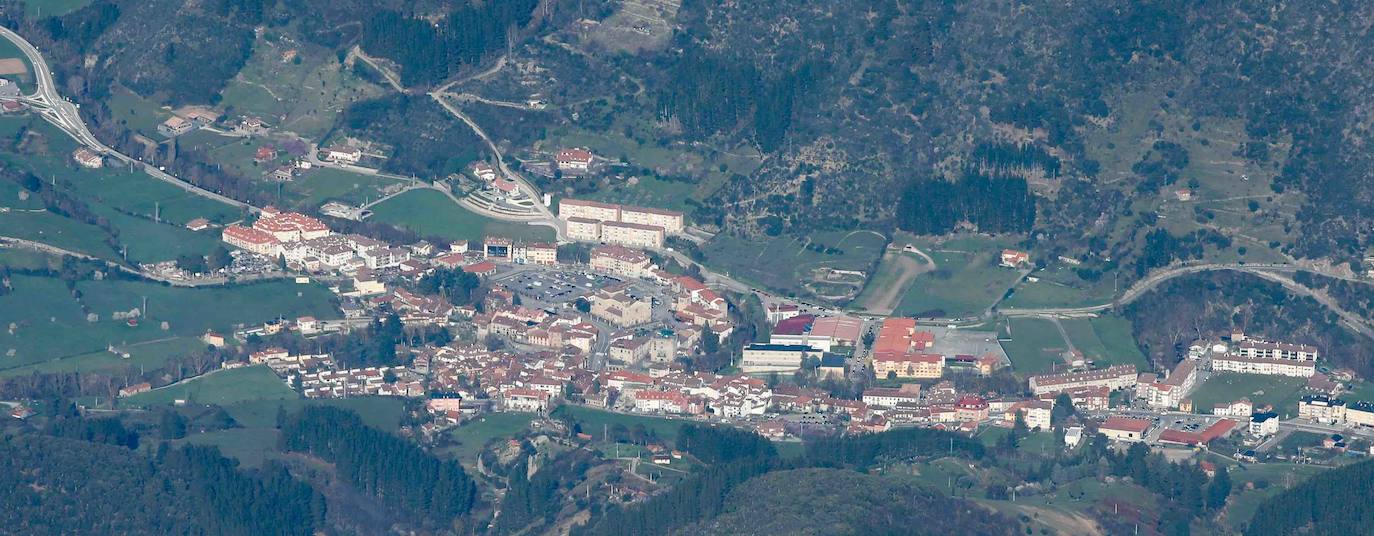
1211, 354, 1316, 378
1028, 365, 1138, 396
590, 245, 654, 278
601, 221, 665, 249
740, 344, 816, 374
620, 206, 684, 234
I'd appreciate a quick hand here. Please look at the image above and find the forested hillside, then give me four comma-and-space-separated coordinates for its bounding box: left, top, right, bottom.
1245, 460, 1374, 536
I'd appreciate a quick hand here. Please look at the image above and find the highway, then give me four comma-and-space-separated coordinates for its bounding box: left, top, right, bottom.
0, 26, 255, 214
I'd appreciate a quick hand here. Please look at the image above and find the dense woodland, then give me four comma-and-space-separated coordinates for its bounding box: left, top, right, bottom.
279, 406, 478, 528
1244, 460, 1374, 536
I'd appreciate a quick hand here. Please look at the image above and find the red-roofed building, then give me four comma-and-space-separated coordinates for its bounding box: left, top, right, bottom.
555, 148, 594, 171
222, 224, 281, 256
462, 261, 497, 277
1000, 249, 1030, 268
1157, 419, 1238, 447
434, 252, 468, 269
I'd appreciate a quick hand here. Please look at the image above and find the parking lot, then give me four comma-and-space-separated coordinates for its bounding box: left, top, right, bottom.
498, 268, 619, 305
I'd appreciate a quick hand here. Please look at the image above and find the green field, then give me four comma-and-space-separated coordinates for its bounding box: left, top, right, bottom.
1000, 317, 1071, 375
182, 427, 282, 468
893, 236, 1025, 318
121, 365, 297, 408
1222, 463, 1328, 531
106, 89, 171, 137
220, 34, 387, 140
1191, 374, 1308, 416
0, 248, 58, 270
0, 275, 338, 368
548, 125, 761, 204
583, 175, 699, 215
370, 188, 554, 242
0, 336, 207, 378
1002, 263, 1118, 309
0, 36, 36, 94
291, 167, 401, 207
0, 210, 119, 259
1061, 316, 1149, 369
19, 0, 93, 17
700, 230, 886, 301
444, 412, 538, 464
552, 405, 686, 443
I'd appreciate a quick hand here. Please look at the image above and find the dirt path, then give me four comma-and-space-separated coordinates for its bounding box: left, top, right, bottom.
853, 250, 931, 315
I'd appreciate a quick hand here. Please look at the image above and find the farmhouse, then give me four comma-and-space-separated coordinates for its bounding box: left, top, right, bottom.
555, 148, 594, 172
1000, 249, 1030, 268
72, 147, 103, 168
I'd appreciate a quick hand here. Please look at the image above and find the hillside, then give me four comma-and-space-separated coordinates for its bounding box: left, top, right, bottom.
672, 468, 1014, 536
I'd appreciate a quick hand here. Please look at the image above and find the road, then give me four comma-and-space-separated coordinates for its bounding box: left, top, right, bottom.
0, 26, 256, 214
1000, 261, 1374, 339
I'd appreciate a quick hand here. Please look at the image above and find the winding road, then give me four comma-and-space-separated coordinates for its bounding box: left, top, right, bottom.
0, 26, 256, 214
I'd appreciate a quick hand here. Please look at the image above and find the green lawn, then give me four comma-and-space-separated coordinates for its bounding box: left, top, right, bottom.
370, 188, 554, 242
1002, 264, 1117, 309
20, 0, 93, 17
0, 275, 338, 368
700, 230, 886, 300
1223, 463, 1328, 531
121, 365, 297, 408
106, 89, 170, 137
0, 210, 119, 259
444, 412, 538, 464
893, 237, 1024, 318
182, 427, 282, 468
1191, 374, 1308, 416
291, 167, 400, 207
69, 166, 242, 225
1061, 316, 1149, 369
1000, 317, 1070, 375
0, 248, 58, 270
0, 336, 207, 378
583, 175, 699, 215
552, 405, 686, 444
0, 37, 36, 94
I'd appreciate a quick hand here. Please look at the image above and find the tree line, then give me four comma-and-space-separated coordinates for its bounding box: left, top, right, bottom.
360, 1, 540, 87
278, 406, 477, 527
894, 171, 1037, 235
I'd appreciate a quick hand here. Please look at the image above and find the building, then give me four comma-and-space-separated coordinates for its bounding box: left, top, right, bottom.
1100, 416, 1152, 442
1020, 400, 1053, 430
222, 225, 281, 256
1158, 419, 1239, 447
158, 116, 194, 137
1064, 426, 1084, 448
817, 354, 847, 380
503, 388, 551, 412
555, 148, 594, 172
590, 285, 652, 327
1249, 412, 1279, 437
590, 245, 654, 278
471, 162, 497, 181
185, 218, 211, 232
252, 208, 330, 242
72, 147, 103, 168
559, 198, 621, 223
870, 317, 942, 379
872, 352, 944, 379
484, 236, 513, 260
324, 145, 362, 164
1298, 395, 1347, 424
862, 384, 922, 408
601, 220, 665, 249
118, 382, 153, 398
1213, 398, 1253, 418
1346, 401, 1374, 428
1235, 340, 1319, 361
1000, 249, 1030, 268
620, 206, 685, 234
515, 242, 558, 266
766, 303, 801, 324
566, 217, 602, 241
1211, 353, 1317, 378
1138, 359, 1199, 409
609, 337, 651, 364
956, 395, 990, 422
741, 343, 817, 374
1028, 364, 1138, 396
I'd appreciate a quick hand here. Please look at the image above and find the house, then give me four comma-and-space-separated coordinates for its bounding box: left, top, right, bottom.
471, 162, 497, 181
158, 116, 194, 137
1000, 249, 1030, 268
254, 144, 278, 163
1064, 426, 1084, 447
72, 147, 103, 168
118, 382, 153, 398
1213, 398, 1253, 418
462, 261, 498, 277
503, 388, 551, 412
766, 303, 801, 324
555, 148, 594, 172
268, 165, 295, 182
185, 218, 211, 232
323, 145, 362, 164
1099, 416, 1151, 442
202, 331, 226, 347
